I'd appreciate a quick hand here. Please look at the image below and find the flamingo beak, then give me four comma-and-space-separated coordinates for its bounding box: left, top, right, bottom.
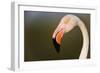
52, 29, 64, 53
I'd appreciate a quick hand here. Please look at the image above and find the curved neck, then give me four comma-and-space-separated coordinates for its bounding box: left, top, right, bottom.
78, 20, 89, 59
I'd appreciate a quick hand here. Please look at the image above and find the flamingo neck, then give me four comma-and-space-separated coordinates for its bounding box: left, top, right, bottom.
77, 20, 89, 59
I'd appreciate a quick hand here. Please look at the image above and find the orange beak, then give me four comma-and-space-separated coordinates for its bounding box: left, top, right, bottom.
56, 29, 64, 45
52, 29, 64, 53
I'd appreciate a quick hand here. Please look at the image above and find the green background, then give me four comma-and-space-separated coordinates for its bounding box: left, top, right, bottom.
24, 11, 90, 61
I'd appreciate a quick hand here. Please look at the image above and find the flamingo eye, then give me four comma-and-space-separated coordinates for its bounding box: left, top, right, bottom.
62, 16, 70, 24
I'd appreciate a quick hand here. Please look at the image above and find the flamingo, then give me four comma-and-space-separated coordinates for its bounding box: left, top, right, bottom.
52, 14, 89, 59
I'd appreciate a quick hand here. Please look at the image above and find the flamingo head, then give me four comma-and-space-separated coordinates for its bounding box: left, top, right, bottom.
52, 15, 77, 53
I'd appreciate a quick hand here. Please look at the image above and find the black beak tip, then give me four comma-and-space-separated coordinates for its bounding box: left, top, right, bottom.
52, 38, 60, 53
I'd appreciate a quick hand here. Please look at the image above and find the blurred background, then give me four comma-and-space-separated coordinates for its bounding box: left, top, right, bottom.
24, 11, 90, 61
